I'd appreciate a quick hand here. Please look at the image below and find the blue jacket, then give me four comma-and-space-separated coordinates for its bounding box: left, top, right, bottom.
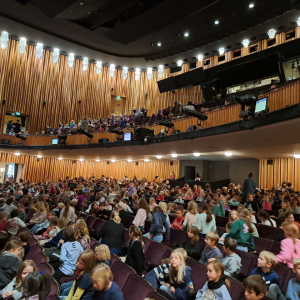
150, 212, 170, 241
59, 240, 84, 275
250, 267, 280, 286
93, 281, 123, 300
48, 230, 64, 246
286, 278, 300, 300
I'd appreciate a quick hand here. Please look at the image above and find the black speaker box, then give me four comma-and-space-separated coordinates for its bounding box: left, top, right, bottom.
170, 161, 174, 166
267, 160, 274, 165
135, 162, 139, 166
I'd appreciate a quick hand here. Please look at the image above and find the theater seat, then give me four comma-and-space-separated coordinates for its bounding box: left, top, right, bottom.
25, 244, 43, 260
163, 228, 187, 248
90, 219, 105, 238
149, 292, 169, 300
122, 275, 156, 300
49, 278, 60, 297
142, 236, 153, 253
255, 224, 284, 240
89, 237, 99, 251
228, 278, 245, 300
28, 237, 39, 246
273, 263, 296, 293
235, 250, 257, 280
215, 216, 229, 227
38, 263, 55, 276
85, 216, 96, 231
110, 253, 121, 267
33, 252, 48, 265
111, 261, 136, 291
185, 258, 207, 291
59, 274, 76, 285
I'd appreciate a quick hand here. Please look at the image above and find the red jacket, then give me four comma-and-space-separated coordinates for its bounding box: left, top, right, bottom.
171, 216, 185, 229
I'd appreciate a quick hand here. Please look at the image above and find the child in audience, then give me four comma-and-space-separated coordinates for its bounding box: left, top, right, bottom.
96, 203, 110, 220
39, 217, 66, 246
74, 219, 91, 250
221, 198, 230, 212
0, 212, 8, 235
276, 221, 300, 269
221, 237, 241, 278
159, 249, 194, 299
22, 272, 51, 300
29, 201, 47, 225
104, 200, 112, 211
17, 204, 26, 222
89, 202, 99, 217
95, 244, 111, 266
182, 226, 200, 255
60, 199, 76, 223
174, 194, 184, 204
244, 194, 260, 214
212, 194, 225, 217
171, 209, 185, 230
167, 203, 177, 214
30, 211, 55, 234
0, 240, 23, 290
149, 197, 158, 212
243, 275, 267, 300
1, 259, 38, 299
227, 209, 255, 253
285, 211, 300, 230
64, 250, 96, 300
182, 201, 198, 230
199, 231, 223, 265
219, 223, 231, 244
194, 202, 216, 238
227, 195, 240, 207
156, 191, 165, 201
91, 264, 124, 300
228, 210, 239, 224
125, 226, 144, 276
250, 251, 280, 285
0, 198, 17, 217
257, 210, 277, 227
19, 231, 31, 257
7, 209, 26, 235
196, 260, 231, 300
287, 258, 300, 300
52, 227, 84, 281
261, 194, 272, 211
277, 200, 291, 219
132, 199, 149, 231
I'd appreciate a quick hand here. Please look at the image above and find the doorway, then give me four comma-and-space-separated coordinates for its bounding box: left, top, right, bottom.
111, 95, 127, 116
4, 111, 29, 134
185, 166, 196, 180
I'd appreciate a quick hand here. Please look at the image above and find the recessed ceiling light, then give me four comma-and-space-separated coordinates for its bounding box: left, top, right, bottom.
294, 154, 300, 159
80, 2, 84, 5
156, 155, 162, 159
127, 159, 132, 162
214, 20, 219, 25
87, 12, 91, 14
15, 153, 20, 156
184, 32, 189, 37
157, 42, 161, 46
111, 159, 116, 162
249, 3, 254, 8
171, 154, 177, 158
70, 10, 73, 13
37, 155, 42, 158
95, 159, 100, 162
58, 157, 63, 160
144, 159, 149, 162
193, 153, 201, 157
225, 152, 233, 157
79, 159, 84, 162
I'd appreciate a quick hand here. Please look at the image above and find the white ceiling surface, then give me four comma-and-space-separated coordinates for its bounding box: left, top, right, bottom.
1, 118, 300, 161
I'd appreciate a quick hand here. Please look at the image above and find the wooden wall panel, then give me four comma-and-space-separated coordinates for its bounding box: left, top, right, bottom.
0, 153, 179, 183
259, 158, 300, 191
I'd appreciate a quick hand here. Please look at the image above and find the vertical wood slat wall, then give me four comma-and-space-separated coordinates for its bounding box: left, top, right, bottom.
0, 39, 204, 133
0, 153, 179, 182
259, 158, 300, 191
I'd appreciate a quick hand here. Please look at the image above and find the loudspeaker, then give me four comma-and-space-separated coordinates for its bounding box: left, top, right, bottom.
72, 160, 76, 164
267, 159, 274, 165
107, 161, 110, 165
135, 162, 139, 166
170, 161, 173, 166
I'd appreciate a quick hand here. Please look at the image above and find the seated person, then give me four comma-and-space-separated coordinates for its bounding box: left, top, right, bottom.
199, 231, 223, 265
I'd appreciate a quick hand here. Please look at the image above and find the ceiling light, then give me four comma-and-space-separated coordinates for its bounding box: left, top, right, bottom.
127, 159, 132, 162
157, 42, 161, 46
80, 2, 84, 5
144, 159, 149, 162
111, 159, 116, 162
297, 17, 300, 27
37, 155, 42, 158
171, 154, 177, 158
58, 157, 63, 160
214, 20, 219, 25
36, 43, 43, 59
249, 3, 254, 8
1, 31, 9, 50
242, 39, 250, 48
219, 47, 225, 55
267, 29, 277, 39
95, 159, 100, 162
156, 155, 162, 159
82, 57, 88, 71
197, 54, 203, 61
184, 32, 189, 37
79, 159, 84, 162
19, 37, 27, 54
293, 154, 300, 159
110, 64, 115, 77
177, 60, 183, 67
123, 66, 128, 79
158, 65, 164, 78
135, 68, 141, 81
225, 152, 233, 157
53, 48, 59, 63
96, 61, 102, 74
68, 53, 74, 67
193, 153, 201, 157
15, 153, 20, 156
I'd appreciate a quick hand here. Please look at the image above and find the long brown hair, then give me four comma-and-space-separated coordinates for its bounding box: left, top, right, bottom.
74, 219, 90, 243
282, 221, 300, 254
199, 202, 212, 223
78, 250, 96, 275
16, 260, 38, 288
63, 199, 71, 219
139, 198, 150, 214
207, 260, 230, 291
188, 226, 199, 244
257, 210, 274, 227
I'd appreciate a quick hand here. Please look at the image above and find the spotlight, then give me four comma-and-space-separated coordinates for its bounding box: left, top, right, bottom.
15, 153, 20, 156
144, 159, 149, 162
58, 157, 63, 160
267, 29, 276, 39
249, 3, 254, 8
156, 156, 162, 159
79, 159, 84, 162
193, 153, 200, 156
177, 60, 183, 67
184, 32, 189, 37
127, 159, 132, 162
95, 159, 100, 162
111, 159, 116, 162
293, 154, 300, 158
214, 20, 219, 24
80, 130, 94, 139
225, 152, 232, 157
157, 42, 161, 46
171, 154, 177, 158
37, 155, 42, 158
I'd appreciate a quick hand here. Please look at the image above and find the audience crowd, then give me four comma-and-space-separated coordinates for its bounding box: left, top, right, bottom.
0, 174, 299, 300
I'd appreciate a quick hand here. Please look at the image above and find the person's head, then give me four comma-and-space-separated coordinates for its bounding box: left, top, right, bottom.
291, 197, 300, 207
281, 221, 300, 242
187, 200, 198, 215
19, 231, 31, 244
153, 206, 163, 214
63, 227, 75, 241
223, 237, 237, 255
22, 272, 51, 300
247, 194, 254, 202
104, 200, 110, 206
158, 201, 168, 213
263, 194, 270, 202
213, 193, 220, 202
281, 199, 290, 211
57, 218, 67, 229
229, 210, 239, 222
15, 260, 38, 288
257, 251, 277, 270
292, 258, 300, 281
169, 249, 186, 284
49, 216, 58, 227
91, 202, 98, 210
4, 240, 22, 256
95, 244, 111, 262
6, 197, 14, 205
129, 225, 142, 241
205, 231, 219, 249
90, 264, 113, 291
76, 250, 96, 274
243, 275, 267, 300
225, 222, 232, 233
10, 209, 19, 219
187, 226, 199, 244
284, 211, 295, 223
110, 210, 121, 224
207, 260, 230, 290
175, 209, 183, 219
17, 203, 25, 211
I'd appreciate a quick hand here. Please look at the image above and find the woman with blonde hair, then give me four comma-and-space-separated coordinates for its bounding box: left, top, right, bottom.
276, 221, 300, 268
97, 210, 124, 256
159, 249, 194, 299
29, 202, 47, 224
182, 201, 198, 230
74, 219, 91, 250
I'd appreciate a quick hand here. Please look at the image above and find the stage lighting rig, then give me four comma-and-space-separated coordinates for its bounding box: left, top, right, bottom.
158, 120, 174, 133
232, 94, 258, 120
110, 129, 124, 141
184, 109, 208, 126
134, 128, 154, 145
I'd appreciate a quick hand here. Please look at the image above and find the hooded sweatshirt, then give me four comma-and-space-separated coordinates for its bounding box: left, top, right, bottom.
221, 253, 242, 278
150, 212, 170, 241
0, 251, 21, 289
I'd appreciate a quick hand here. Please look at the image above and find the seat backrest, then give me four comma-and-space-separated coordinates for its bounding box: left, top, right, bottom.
144, 241, 170, 271
49, 278, 59, 296
228, 278, 245, 300
123, 229, 130, 248
25, 244, 43, 260
33, 252, 48, 266
273, 263, 295, 293
90, 238, 99, 251
111, 261, 136, 291
85, 216, 96, 230
38, 263, 55, 276
110, 253, 121, 267
185, 258, 207, 291
235, 250, 257, 277
255, 224, 284, 240
215, 216, 229, 227
168, 228, 188, 247
142, 236, 153, 253
92, 218, 105, 232
253, 236, 273, 253
122, 275, 155, 300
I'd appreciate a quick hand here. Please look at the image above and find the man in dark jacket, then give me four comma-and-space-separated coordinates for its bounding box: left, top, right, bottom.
242, 172, 256, 196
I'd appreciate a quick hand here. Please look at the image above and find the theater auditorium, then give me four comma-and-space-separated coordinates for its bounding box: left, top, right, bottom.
0, 0, 299, 299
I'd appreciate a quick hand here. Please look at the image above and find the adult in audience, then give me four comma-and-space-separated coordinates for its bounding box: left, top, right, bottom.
242, 172, 257, 197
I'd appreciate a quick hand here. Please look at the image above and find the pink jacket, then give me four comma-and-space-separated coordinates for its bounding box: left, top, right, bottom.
133, 208, 146, 227
276, 238, 300, 268
261, 202, 272, 211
